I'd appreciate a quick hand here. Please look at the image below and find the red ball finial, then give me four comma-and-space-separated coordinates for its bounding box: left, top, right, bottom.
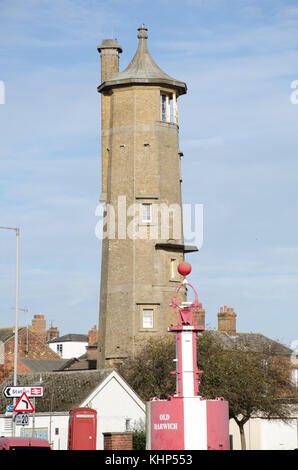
178, 261, 192, 276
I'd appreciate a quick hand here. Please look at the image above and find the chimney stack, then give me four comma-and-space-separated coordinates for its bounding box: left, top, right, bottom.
47, 326, 60, 342
88, 325, 98, 345
31, 314, 47, 342
217, 306, 237, 336
97, 39, 122, 83
193, 303, 205, 329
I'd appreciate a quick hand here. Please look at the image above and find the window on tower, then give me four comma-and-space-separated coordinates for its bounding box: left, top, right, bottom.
142, 309, 154, 328
170, 258, 177, 279
141, 203, 152, 223
161, 94, 167, 121
160, 92, 176, 123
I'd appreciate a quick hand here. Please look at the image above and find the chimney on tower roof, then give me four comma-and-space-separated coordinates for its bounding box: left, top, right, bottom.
97, 39, 122, 83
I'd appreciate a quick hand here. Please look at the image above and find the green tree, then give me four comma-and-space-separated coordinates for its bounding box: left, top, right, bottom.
117, 335, 176, 401
118, 333, 297, 450
131, 419, 146, 450
197, 332, 298, 450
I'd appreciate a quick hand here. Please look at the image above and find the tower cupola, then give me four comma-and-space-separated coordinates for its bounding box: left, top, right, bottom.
98, 25, 187, 96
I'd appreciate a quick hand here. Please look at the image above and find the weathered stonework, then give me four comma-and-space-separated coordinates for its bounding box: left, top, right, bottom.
97, 26, 196, 368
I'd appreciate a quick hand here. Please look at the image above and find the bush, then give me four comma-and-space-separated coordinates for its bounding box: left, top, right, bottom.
131, 419, 146, 450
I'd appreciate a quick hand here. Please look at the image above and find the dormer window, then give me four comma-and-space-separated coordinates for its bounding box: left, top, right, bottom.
160, 92, 177, 124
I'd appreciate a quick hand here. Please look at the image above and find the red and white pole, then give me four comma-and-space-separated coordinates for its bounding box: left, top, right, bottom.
147, 262, 230, 450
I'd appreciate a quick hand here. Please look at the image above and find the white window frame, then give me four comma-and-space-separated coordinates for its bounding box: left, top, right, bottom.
160, 92, 177, 123
291, 368, 298, 388
56, 343, 63, 356
161, 93, 167, 121
142, 309, 154, 329
170, 258, 177, 279
141, 203, 152, 224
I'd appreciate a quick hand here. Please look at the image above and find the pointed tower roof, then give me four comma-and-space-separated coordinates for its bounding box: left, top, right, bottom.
98, 25, 187, 95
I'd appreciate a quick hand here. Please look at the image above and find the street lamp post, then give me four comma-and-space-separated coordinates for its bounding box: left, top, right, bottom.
0, 226, 20, 436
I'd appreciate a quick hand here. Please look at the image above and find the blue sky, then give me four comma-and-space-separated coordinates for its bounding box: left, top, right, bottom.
0, 0, 297, 347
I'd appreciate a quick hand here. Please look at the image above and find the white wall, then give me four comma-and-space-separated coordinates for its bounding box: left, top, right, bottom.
0, 413, 69, 450
0, 372, 146, 450
49, 341, 88, 359
230, 417, 298, 450
261, 418, 297, 450
81, 373, 146, 450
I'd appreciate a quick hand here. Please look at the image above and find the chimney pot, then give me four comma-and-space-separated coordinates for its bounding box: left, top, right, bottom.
97, 38, 123, 82
217, 306, 237, 336
88, 325, 98, 345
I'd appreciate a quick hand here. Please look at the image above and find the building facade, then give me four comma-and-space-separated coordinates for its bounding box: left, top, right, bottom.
97, 25, 197, 368
48, 334, 88, 359
0, 315, 62, 382
0, 370, 145, 450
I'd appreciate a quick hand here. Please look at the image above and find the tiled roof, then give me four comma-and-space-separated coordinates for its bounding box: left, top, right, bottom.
0, 369, 113, 413
19, 358, 70, 372
60, 355, 90, 371
0, 328, 23, 343
203, 330, 293, 355
47, 334, 88, 344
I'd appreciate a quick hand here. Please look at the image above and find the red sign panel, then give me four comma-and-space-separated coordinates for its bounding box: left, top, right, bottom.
13, 392, 35, 413
150, 397, 184, 450
30, 387, 43, 396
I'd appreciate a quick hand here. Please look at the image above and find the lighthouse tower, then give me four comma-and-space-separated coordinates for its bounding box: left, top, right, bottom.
97, 26, 197, 368
146, 262, 230, 450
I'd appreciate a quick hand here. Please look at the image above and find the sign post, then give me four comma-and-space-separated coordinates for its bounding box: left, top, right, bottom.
3, 386, 43, 398
14, 413, 29, 427
13, 392, 35, 413
4, 385, 43, 437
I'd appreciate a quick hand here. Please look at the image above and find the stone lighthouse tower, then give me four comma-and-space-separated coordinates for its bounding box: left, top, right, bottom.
97, 25, 196, 368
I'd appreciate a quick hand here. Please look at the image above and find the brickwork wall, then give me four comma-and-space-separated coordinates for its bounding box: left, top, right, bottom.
193, 306, 205, 329
88, 325, 98, 345
217, 306, 237, 336
4, 328, 61, 372
31, 314, 47, 342
103, 432, 133, 450
98, 84, 186, 368
97, 30, 188, 368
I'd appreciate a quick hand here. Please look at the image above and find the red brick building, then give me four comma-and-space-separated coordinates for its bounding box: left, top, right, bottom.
0, 315, 61, 382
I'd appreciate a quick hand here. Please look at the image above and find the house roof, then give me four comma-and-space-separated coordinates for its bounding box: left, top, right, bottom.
98, 25, 187, 95
47, 334, 88, 344
0, 369, 113, 413
0, 328, 23, 343
203, 330, 293, 356
59, 355, 90, 371
19, 358, 71, 373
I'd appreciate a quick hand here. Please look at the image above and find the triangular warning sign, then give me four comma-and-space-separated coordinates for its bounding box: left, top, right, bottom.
13, 392, 35, 412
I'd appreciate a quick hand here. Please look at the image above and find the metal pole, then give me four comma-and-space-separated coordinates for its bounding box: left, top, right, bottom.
0, 226, 20, 437
13, 228, 19, 388
12, 229, 19, 437
32, 397, 36, 437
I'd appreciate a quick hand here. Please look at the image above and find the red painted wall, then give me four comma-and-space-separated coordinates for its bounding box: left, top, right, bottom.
150, 397, 184, 450
206, 400, 230, 450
